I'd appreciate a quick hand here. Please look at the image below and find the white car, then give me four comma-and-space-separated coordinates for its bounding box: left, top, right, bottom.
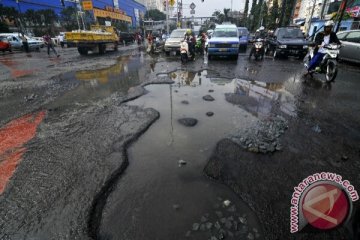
0, 33, 42, 51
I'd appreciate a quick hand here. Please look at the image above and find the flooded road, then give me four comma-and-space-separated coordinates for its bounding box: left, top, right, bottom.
0, 47, 359, 240
99, 71, 262, 240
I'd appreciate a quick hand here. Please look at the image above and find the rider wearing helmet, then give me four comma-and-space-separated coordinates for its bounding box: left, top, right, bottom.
255, 26, 267, 39
184, 29, 195, 56
306, 20, 340, 72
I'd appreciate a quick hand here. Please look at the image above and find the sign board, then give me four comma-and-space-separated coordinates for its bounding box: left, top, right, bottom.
190, 2, 196, 9
105, 21, 111, 26
190, 9, 195, 15
93, 8, 132, 23
82, 1, 93, 11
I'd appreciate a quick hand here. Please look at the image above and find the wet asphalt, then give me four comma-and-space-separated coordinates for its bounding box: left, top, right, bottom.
0, 45, 359, 240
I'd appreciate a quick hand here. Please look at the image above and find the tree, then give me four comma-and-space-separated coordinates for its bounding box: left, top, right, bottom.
37, 9, 57, 27
0, 21, 10, 32
268, 0, 279, 30
223, 8, 231, 22
241, 0, 250, 26
145, 9, 166, 21
260, 2, 269, 28
0, 4, 19, 23
24, 9, 39, 26
282, 0, 296, 26
212, 10, 225, 24
60, 7, 78, 31
249, 0, 258, 30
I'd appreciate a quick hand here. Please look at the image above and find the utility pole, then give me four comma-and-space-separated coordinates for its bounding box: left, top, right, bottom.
306, 0, 317, 36
166, 0, 169, 34
15, 0, 24, 34
335, 0, 348, 32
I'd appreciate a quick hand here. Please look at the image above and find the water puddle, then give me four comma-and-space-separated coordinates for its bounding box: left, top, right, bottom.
49, 54, 149, 109
232, 79, 297, 118
98, 70, 263, 239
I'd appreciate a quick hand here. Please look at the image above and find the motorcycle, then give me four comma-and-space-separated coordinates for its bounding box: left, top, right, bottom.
180, 40, 195, 63
195, 36, 206, 55
249, 38, 265, 60
147, 37, 163, 54
304, 44, 341, 82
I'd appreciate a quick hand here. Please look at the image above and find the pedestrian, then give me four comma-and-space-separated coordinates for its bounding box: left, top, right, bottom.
19, 34, 29, 53
59, 34, 64, 48
43, 33, 60, 57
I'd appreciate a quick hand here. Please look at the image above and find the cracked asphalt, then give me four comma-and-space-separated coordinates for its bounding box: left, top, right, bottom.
0, 45, 359, 240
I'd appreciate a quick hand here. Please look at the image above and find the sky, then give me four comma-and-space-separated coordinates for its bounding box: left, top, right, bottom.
177, 0, 248, 18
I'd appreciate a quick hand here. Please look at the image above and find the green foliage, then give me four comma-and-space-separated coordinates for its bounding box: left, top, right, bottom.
268, 0, 279, 30
114, 21, 129, 32
281, 0, 295, 26
145, 9, 166, 21
60, 7, 78, 31
0, 4, 19, 22
0, 21, 10, 32
223, 8, 231, 22
241, 0, 250, 26
212, 10, 225, 24
261, 2, 269, 28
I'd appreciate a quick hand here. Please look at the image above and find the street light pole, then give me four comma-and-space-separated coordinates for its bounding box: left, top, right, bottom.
306, 0, 317, 36
166, 0, 169, 34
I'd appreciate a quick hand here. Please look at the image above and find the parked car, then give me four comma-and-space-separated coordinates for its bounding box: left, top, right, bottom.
32, 37, 45, 48
118, 32, 134, 44
238, 27, 249, 51
337, 30, 360, 64
266, 26, 311, 59
164, 29, 189, 55
0, 36, 12, 52
207, 24, 240, 60
1, 35, 22, 49
0, 33, 42, 51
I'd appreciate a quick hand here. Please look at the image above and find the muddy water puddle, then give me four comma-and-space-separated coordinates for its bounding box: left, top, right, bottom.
48, 54, 149, 109
99, 70, 266, 240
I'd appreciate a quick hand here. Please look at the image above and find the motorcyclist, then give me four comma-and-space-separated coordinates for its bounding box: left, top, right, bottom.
249, 27, 266, 59
200, 32, 207, 52
306, 20, 340, 73
255, 26, 267, 39
184, 29, 195, 56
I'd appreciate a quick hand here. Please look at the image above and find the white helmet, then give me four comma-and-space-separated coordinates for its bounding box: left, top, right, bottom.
259, 26, 265, 31
324, 20, 334, 27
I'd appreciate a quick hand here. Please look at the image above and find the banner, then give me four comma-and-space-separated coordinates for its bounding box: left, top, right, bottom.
93, 8, 132, 23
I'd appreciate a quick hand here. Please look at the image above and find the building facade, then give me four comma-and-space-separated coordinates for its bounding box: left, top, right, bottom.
2, 0, 146, 28
144, 0, 163, 11
297, 0, 324, 20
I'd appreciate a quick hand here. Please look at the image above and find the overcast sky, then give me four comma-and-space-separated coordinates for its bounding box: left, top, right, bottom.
176, 0, 248, 18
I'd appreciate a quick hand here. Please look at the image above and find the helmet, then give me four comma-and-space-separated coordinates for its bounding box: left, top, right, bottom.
259, 26, 265, 31
324, 20, 334, 27
186, 29, 192, 35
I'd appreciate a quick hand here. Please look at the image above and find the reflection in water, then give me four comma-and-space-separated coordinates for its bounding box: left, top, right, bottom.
50, 55, 147, 109
169, 71, 198, 87
75, 56, 131, 84
234, 79, 297, 118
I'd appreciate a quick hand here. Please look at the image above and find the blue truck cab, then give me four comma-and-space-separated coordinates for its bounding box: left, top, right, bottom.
208, 24, 240, 60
